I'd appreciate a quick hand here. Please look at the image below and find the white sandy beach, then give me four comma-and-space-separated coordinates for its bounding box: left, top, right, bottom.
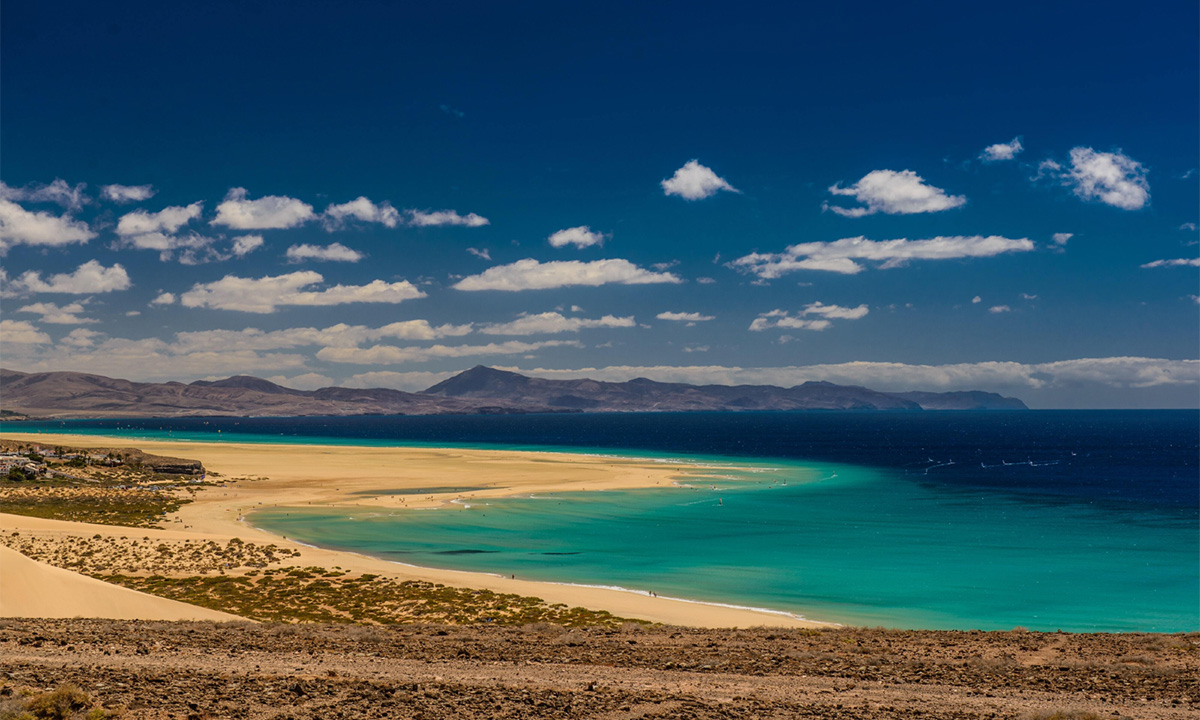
0, 432, 834, 628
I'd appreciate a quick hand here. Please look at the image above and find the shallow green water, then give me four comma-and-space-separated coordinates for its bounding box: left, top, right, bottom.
253, 458, 1198, 632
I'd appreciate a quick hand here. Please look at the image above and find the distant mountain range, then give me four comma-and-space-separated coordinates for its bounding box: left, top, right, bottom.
0, 366, 1027, 419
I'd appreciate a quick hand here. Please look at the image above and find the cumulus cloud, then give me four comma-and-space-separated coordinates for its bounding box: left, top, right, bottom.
0, 179, 88, 210
661, 160, 740, 200
972, 296, 982, 304
730, 235, 1034, 278
980, 137, 1024, 162
232, 235, 264, 257
114, 230, 232, 264
1180, 223, 1198, 232
407, 209, 489, 227
1052, 232, 1073, 246
454, 258, 683, 291
17, 301, 96, 324
0, 319, 51, 344
170, 321, 472, 353
481, 312, 635, 336
989, 305, 1011, 313
151, 292, 176, 305
0, 199, 96, 253
0, 335, 309, 381
101, 184, 156, 203
749, 302, 869, 332
116, 202, 203, 236
211, 188, 315, 229
1040, 147, 1150, 210
824, 170, 965, 217
285, 242, 364, 263
548, 226, 608, 249
178, 270, 426, 313
316, 339, 581, 365
1141, 257, 1200, 268
657, 311, 715, 323
8, 260, 131, 294
467, 247, 491, 260
323, 197, 401, 230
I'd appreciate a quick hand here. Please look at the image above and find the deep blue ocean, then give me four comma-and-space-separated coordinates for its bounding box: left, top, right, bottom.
5, 411, 1197, 631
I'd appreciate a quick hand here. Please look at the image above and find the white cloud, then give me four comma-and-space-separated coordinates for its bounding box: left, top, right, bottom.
730, 235, 1034, 278
263, 373, 335, 391
1020, 293, 1038, 300
682, 345, 709, 353
824, 170, 965, 217
178, 270, 426, 313
696, 277, 716, 284
1180, 222, 1197, 232
0, 319, 51, 344
481, 312, 635, 335
316, 339, 581, 365
467, 247, 491, 260
9, 260, 131, 294
343, 370, 457, 392
286, 242, 364, 263
407, 209, 490, 227
0, 199, 96, 252
0, 179, 88, 210
454, 258, 683, 291
232, 235, 264, 257
661, 160, 740, 201
1042, 147, 1150, 210
505, 357, 1199, 393
17, 301, 96, 324
151, 292, 176, 305
1, 335, 309, 381
548, 226, 608, 249
657, 311, 715, 322
171, 321, 472, 353
60, 328, 103, 348
116, 202, 202, 236
971, 296, 982, 304
323, 197, 401, 230
980, 137, 1024, 162
1052, 232, 1073, 246
1141, 257, 1200, 268
101, 184, 156, 203
989, 305, 1011, 313
211, 188, 315, 229
749, 303, 868, 332
114, 230, 230, 264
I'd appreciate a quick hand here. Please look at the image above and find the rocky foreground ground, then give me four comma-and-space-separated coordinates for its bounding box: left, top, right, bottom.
2, 619, 1196, 719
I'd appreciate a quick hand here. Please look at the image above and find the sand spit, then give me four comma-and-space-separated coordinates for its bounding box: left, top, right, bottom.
0, 432, 829, 628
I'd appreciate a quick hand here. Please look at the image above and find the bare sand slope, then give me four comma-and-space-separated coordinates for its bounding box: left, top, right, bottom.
0, 545, 243, 622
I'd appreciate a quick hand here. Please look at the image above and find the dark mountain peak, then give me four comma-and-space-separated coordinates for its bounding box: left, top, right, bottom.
190, 375, 300, 395
423, 366, 531, 396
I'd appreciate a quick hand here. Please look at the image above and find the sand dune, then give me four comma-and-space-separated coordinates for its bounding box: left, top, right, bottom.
0, 545, 243, 622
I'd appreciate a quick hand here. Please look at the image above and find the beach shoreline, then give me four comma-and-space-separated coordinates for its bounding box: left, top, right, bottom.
0, 431, 836, 628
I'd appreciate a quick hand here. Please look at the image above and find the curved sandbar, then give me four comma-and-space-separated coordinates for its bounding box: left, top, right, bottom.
1, 432, 835, 628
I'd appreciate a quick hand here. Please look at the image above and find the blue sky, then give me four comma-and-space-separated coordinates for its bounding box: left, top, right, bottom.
1, 0, 1197, 408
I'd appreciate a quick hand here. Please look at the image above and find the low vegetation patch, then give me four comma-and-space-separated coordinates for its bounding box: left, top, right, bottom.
0, 683, 123, 720
103, 567, 637, 627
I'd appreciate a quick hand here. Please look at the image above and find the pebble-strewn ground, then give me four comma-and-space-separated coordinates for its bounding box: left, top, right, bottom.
2, 620, 1196, 719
